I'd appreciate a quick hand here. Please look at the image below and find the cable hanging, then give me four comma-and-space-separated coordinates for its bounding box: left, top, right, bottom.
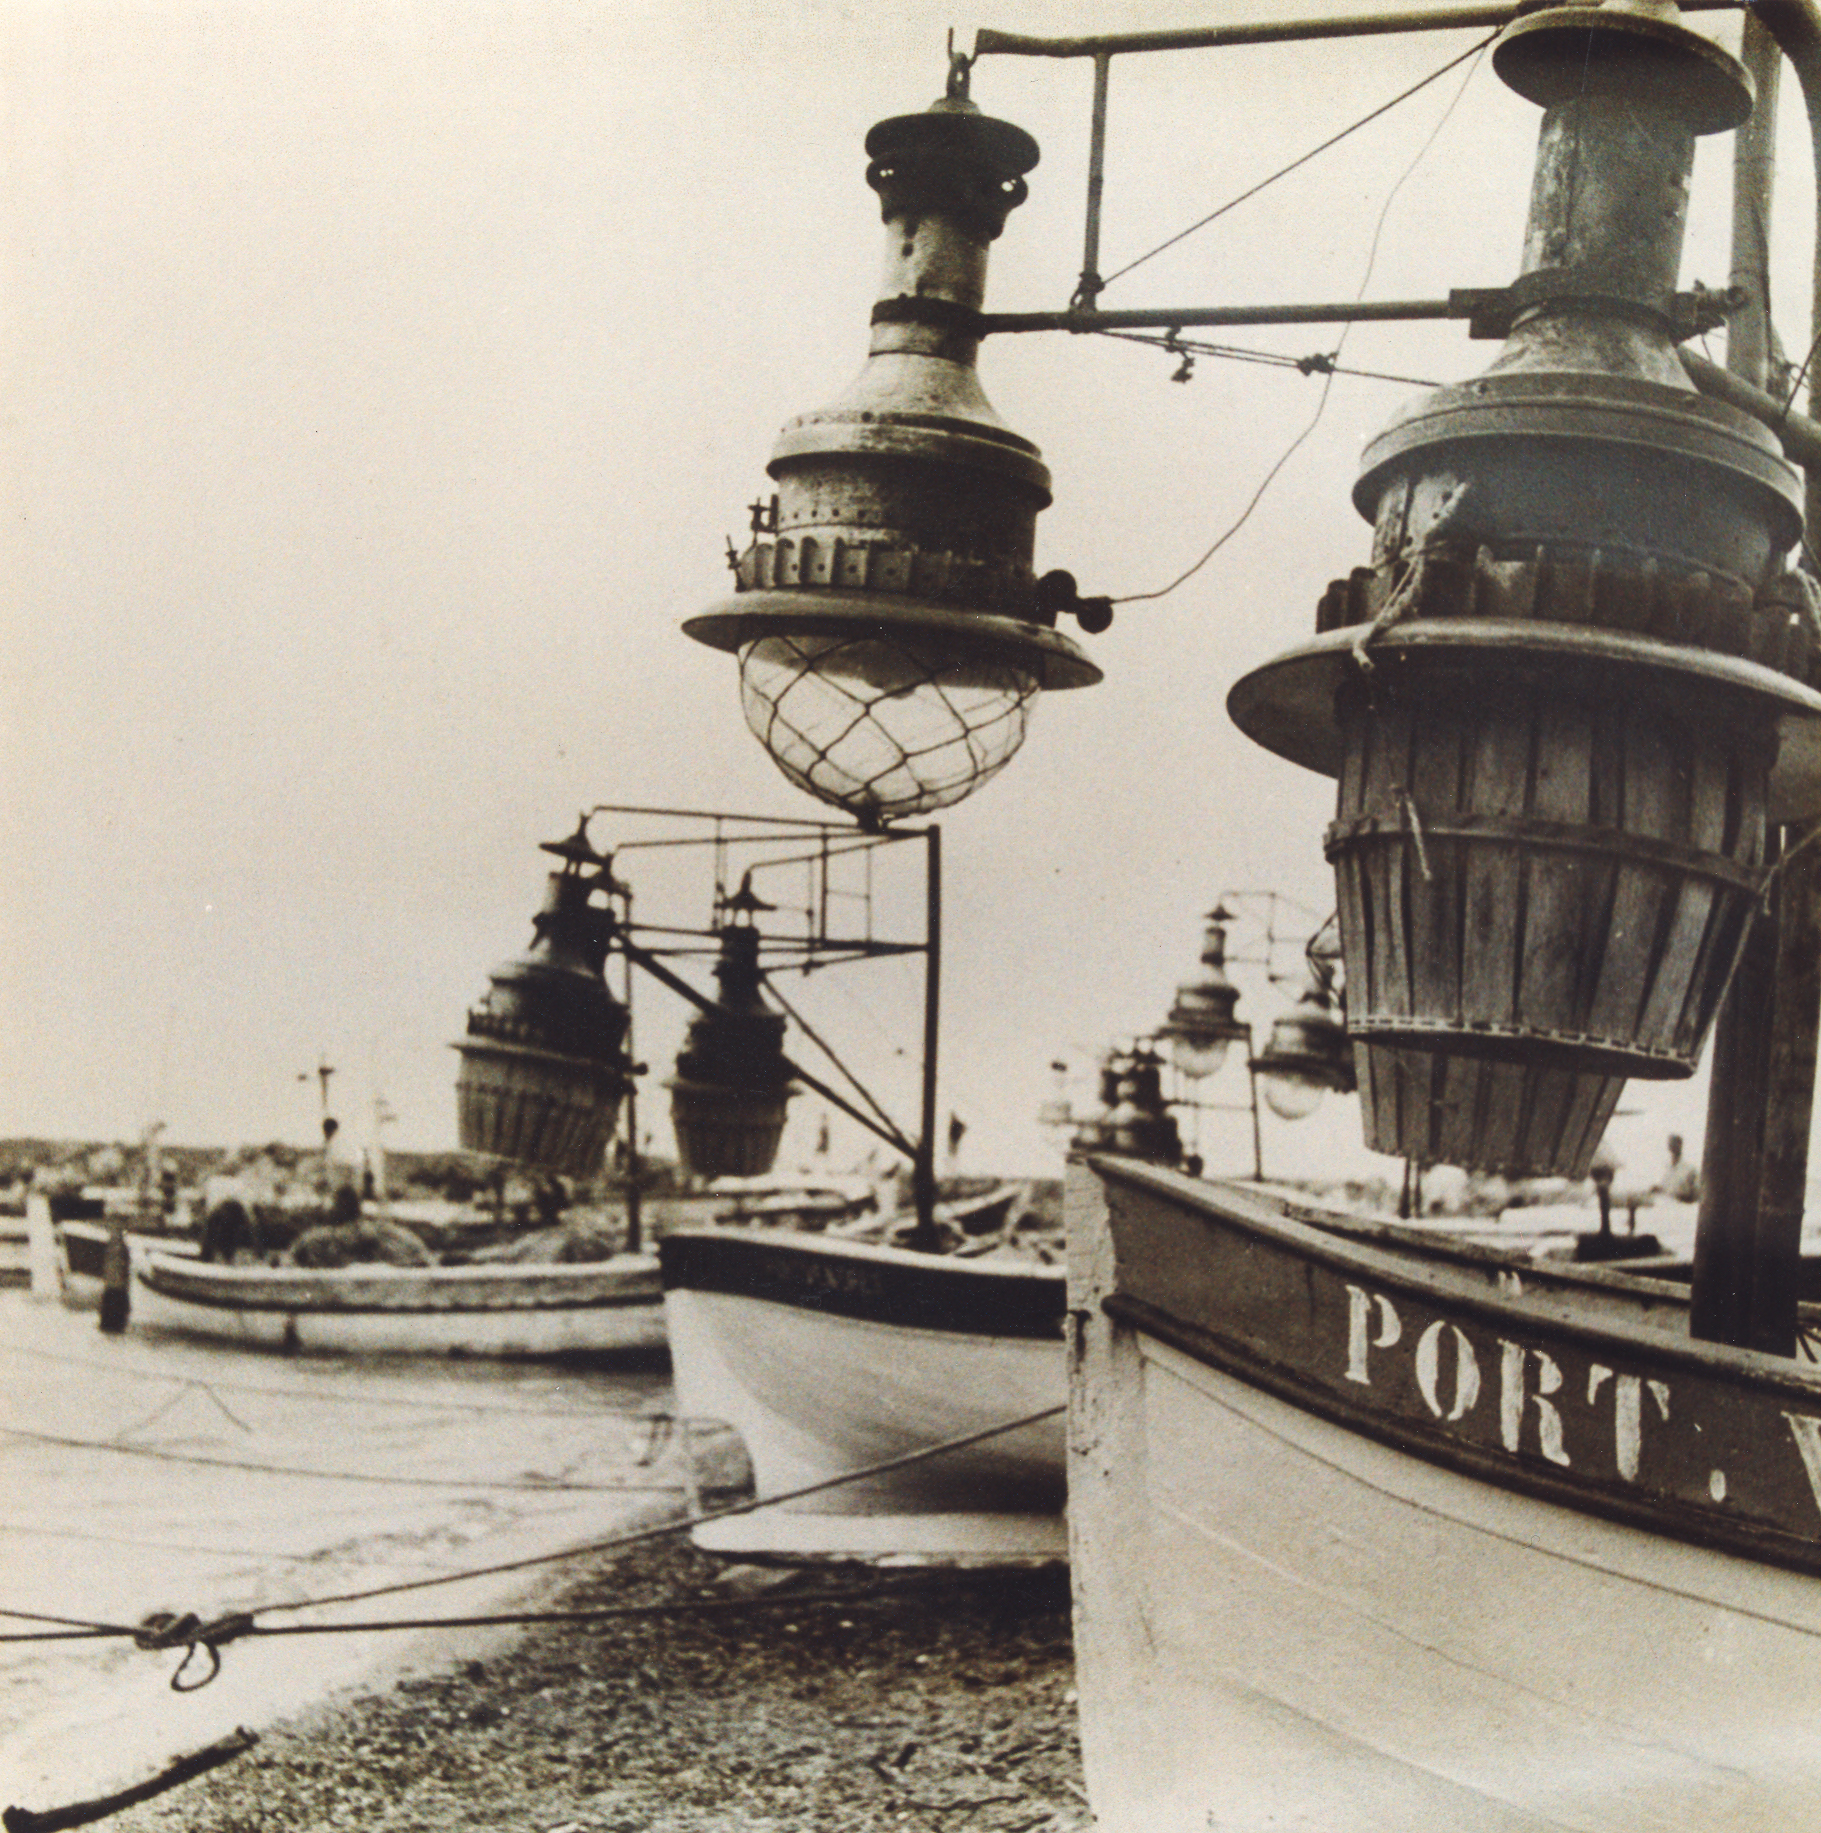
1098, 31, 1498, 292
1112, 31, 1490, 606
0, 1404, 1068, 1693
1092, 327, 1441, 389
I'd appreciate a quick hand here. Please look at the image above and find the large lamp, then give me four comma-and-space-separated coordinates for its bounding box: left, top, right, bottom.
455, 829, 632, 1178
1069, 1052, 1124, 1155
668, 890, 796, 1179
1251, 965, 1355, 1123
1156, 905, 1249, 1079
686, 74, 1101, 825
1230, 0, 1821, 1171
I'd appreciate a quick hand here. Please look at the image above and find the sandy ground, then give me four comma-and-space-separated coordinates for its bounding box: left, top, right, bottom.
98, 1536, 1089, 1833
1, 1290, 1088, 1831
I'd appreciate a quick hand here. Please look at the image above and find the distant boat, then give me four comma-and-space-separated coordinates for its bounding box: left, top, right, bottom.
53, 1214, 198, 1309
125, 1247, 665, 1359
661, 1186, 1065, 1560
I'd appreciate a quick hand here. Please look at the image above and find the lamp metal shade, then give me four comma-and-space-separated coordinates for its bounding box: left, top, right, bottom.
667, 925, 795, 1179
455, 870, 631, 1177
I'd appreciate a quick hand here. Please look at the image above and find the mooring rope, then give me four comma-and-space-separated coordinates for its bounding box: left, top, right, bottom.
0, 1403, 1067, 1691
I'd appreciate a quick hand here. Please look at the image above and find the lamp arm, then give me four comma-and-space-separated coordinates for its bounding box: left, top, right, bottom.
615, 934, 921, 1162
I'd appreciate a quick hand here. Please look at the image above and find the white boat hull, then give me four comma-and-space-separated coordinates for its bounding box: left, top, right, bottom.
1069, 1161, 1821, 1832
661, 1230, 1066, 1558
129, 1251, 666, 1359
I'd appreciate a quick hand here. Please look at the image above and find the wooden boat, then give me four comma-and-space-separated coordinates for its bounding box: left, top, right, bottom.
1068, 1158, 1821, 1831
660, 1223, 1067, 1558
126, 1248, 665, 1359
53, 1215, 198, 1310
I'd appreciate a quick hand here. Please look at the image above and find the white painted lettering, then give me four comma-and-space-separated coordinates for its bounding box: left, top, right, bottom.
1344, 1286, 1402, 1386
1499, 1340, 1570, 1466
1586, 1366, 1667, 1482
1415, 1320, 1481, 1421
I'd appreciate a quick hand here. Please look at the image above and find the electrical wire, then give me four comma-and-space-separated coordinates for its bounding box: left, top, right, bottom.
1093, 327, 1441, 388
1098, 31, 1498, 292
1111, 31, 1490, 606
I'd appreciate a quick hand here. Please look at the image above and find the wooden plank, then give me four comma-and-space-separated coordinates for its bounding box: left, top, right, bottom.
1407, 696, 1468, 1026
1522, 696, 1598, 1042
1460, 687, 1534, 1033
1464, 1058, 1525, 1171
1361, 698, 1413, 1022
1590, 704, 1680, 1055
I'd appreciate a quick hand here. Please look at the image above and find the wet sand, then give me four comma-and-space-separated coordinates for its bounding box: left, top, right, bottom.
2, 1290, 1087, 1830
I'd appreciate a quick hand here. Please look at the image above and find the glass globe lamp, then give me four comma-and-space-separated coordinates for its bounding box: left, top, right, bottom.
739, 630, 1038, 824
1156, 905, 1247, 1080
1252, 966, 1354, 1125
687, 87, 1099, 825
1259, 1069, 1327, 1123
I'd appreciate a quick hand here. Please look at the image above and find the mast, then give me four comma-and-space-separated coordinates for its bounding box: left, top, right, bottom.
1691, 2, 1821, 1354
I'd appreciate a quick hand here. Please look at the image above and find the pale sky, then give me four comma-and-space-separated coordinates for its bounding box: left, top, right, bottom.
4, 0, 1806, 1184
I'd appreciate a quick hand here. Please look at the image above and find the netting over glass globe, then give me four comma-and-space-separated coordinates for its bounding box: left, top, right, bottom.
739, 632, 1039, 823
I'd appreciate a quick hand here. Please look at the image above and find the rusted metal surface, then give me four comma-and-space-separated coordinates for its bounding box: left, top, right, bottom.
1313, 544, 1819, 680
1226, 4, 1821, 1151
686, 94, 1098, 679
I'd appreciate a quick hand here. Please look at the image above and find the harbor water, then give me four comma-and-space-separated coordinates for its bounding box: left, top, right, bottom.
0, 1289, 686, 1807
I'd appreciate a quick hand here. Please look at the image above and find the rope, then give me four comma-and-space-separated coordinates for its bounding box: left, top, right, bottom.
0, 1421, 686, 1494
1098, 32, 1496, 291
0, 1341, 661, 1420
0, 1404, 1066, 1688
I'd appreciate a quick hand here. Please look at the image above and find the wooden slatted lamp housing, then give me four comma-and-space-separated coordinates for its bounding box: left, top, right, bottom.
1229, 0, 1821, 1176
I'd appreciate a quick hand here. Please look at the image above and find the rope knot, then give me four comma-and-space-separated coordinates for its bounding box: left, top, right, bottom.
135, 1609, 256, 1691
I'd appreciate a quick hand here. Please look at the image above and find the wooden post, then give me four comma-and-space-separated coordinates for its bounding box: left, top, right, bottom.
1690, 12, 1784, 1348
1752, 838, 1821, 1353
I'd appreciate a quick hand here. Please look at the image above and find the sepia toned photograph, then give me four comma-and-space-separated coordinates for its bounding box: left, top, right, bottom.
5, 0, 1820, 1826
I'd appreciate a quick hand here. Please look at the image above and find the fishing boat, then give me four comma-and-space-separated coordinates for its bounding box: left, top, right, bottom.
126, 1247, 666, 1359
1031, 0, 1821, 1820
1068, 1161, 1821, 1829
660, 1218, 1066, 1557
51, 1214, 198, 1310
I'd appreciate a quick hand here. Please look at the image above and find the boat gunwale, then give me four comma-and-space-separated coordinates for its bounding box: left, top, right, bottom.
136, 1251, 663, 1316
1085, 1157, 1821, 1582
659, 1227, 1064, 1340
1089, 1157, 1821, 1401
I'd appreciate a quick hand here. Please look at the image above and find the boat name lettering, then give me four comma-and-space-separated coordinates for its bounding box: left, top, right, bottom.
1342, 1284, 1672, 1481
1414, 1319, 1480, 1422
1499, 1340, 1570, 1466
1344, 1284, 1402, 1384
1590, 1366, 1671, 1483
774, 1259, 886, 1300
